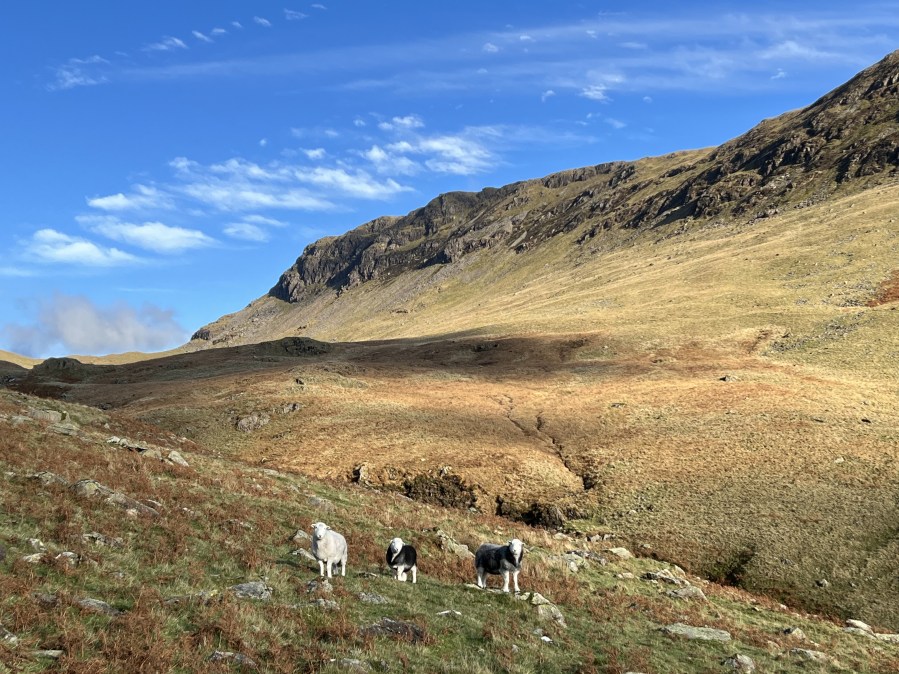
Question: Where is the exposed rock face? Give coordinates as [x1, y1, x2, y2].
[189, 50, 899, 347]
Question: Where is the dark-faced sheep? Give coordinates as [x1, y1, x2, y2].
[475, 538, 523, 592]
[386, 537, 418, 583]
[310, 522, 347, 578]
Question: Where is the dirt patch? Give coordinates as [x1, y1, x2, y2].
[867, 269, 899, 306]
[403, 472, 477, 509]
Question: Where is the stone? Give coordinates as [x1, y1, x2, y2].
[782, 626, 807, 641]
[435, 530, 475, 560]
[660, 623, 731, 642]
[616, 572, 635, 580]
[307, 579, 333, 594]
[309, 598, 339, 610]
[844, 627, 877, 639]
[21, 553, 46, 564]
[308, 495, 335, 511]
[55, 551, 80, 567]
[208, 651, 258, 669]
[32, 650, 64, 659]
[357, 591, 389, 605]
[536, 603, 567, 627]
[28, 471, 69, 487]
[666, 586, 707, 601]
[845, 619, 873, 633]
[28, 538, 46, 551]
[27, 408, 64, 423]
[332, 658, 371, 672]
[77, 598, 123, 617]
[291, 528, 311, 542]
[229, 581, 272, 600]
[641, 568, 689, 586]
[815, 578, 830, 588]
[789, 648, 828, 663]
[722, 654, 755, 672]
[606, 547, 633, 560]
[31, 593, 59, 607]
[0, 625, 19, 647]
[236, 413, 270, 433]
[360, 618, 426, 643]
[875, 633, 899, 643]
[291, 548, 318, 563]
[436, 610, 462, 617]
[166, 450, 189, 467]
[82, 532, 125, 548]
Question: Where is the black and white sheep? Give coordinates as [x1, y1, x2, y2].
[474, 538, 523, 592]
[310, 522, 347, 578]
[385, 537, 418, 583]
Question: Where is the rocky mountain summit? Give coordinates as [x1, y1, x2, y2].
[192, 50, 899, 347]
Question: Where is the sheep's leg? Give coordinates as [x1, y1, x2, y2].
[341, 557, 346, 577]
[476, 568, 486, 588]
[325, 560, 333, 578]
[399, 570, 407, 582]
[501, 570, 510, 592]
[318, 560, 325, 577]
[411, 565, 417, 584]
[512, 570, 520, 593]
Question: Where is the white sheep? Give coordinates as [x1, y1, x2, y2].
[386, 537, 418, 583]
[474, 538, 523, 592]
[310, 522, 347, 578]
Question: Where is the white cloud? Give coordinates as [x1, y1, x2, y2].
[541, 89, 555, 102]
[259, 138, 269, 147]
[605, 118, 627, 129]
[254, 16, 272, 27]
[285, 9, 308, 20]
[483, 42, 499, 53]
[324, 129, 339, 138]
[224, 222, 269, 242]
[231, 21, 244, 29]
[580, 85, 609, 101]
[87, 185, 173, 211]
[378, 114, 424, 131]
[143, 36, 188, 52]
[311, 3, 327, 9]
[2, 293, 186, 357]
[25, 229, 137, 267]
[88, 220, 215, 254]
[302, 147, 326, 159]
[211, 27, 228, 35]
[759, 40, 835, 62]
[192, 30, 213, 43]
[386, 132, 494, 175]
[0, 266, 34, 278]
[585, 29, 597, 39]
[243, 214, 287, 226]
[643, 95, 653, 103]
[771, 68, 788, 80]
[291, 166, 410, 199]
[47, 56, 109, 91]
[361, 145, 420, 175]
[520, 35, 534, 42]
[620, 41, 647, 50]
[353, 118, 367, 127]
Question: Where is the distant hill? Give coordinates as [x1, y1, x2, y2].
[190, 50, 899, 348]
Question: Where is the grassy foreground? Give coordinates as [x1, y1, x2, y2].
[2, 390, 899, 673]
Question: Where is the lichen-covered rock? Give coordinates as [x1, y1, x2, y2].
[229, 581, 272, 600]
[660, 623, 731, 642]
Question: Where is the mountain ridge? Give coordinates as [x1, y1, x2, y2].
[189, 49, 899, 349]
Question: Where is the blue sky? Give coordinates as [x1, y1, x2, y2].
[2, 2, 898, 358]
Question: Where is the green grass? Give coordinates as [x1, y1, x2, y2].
[3, 390, 899, 672]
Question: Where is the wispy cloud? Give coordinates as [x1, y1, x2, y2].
[47, 56, 109, 91]
[85, 218, 216, 254]
[541, 89, 556, 102]
[143, 36, 188, 52]
[192, 30, 213, 43]
[253, 16, 272, 28]
[2, 293, 186, 357]
[580, 85, 609, 101]
[86, 185, 173, 212]
[378, 114, 425, 131]
[482, 42, 499, 53]
[311, 3, 327, 9]
[284, 9, 308, 20]
[224, 222, 269, 242]
[302, 148, 326, 159]
[24, 229, 137, 267]
[605, 118, 627, 129]
[211, 27, 228, 36]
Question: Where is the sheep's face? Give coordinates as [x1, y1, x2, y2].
[389, 537, 404, 553]
[509, 539, 523, 559]
[312, 522, 329, 541]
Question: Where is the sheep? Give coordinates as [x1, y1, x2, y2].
[474, 538, 524, 592]
[310, 522, 347, 578]
[386, 537, 418, 583]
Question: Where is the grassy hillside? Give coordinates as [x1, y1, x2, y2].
[3, 389, 899, 672]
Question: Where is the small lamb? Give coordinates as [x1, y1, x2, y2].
[475, 538, 524, 592]
[310, 522, 347, 578]
[386, 537, 418, 583]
